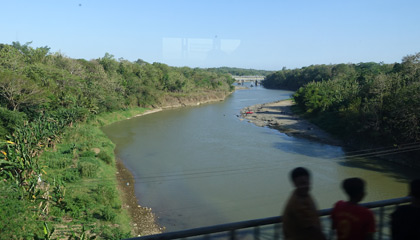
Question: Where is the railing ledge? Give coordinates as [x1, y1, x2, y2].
[126, 196, 412, 240]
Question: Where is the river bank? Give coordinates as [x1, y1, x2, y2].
[240, 99, 420, 169]
[116, 159, 163, 236]
[240, 99, 342, 146]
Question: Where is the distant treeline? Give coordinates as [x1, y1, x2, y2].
[205, 66, 274, 76]
[262, 55, 420, 157]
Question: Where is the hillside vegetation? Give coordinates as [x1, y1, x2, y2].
[262, 54, 420, 165]
[0, 42, 234, 239]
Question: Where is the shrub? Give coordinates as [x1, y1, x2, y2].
[49, 206, 65, 218]
[61, 168, 80, 183]
[78, 158, 98, 178]
[61, 143, 76, 154]
[93, 183, 120, 208]
[97, 151, 112, 164]
[101, 206, 117, 222]
[65, 195, 95, 220]
[0, 184, 42, 239]
[98, 225, 131, 239]
[48, 156, 72, 169]
[79, 150, 96, 158]
[0, 106, 27, 138]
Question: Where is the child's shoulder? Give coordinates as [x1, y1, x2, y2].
[333, 200, 346, 207]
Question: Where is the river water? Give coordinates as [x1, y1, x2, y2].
[102, 84, 417, 231]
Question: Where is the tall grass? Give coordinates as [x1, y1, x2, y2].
[36, 122, 132, 238]
[1, 107, 150, 238]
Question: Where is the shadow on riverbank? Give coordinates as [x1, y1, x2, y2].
[241, 99, 419, 184]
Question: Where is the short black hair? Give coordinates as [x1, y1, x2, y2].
[410, 179, 420, 198]
[290, 167, 310, 182]
[342, 178, 365, 197]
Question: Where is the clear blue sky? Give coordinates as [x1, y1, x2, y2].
[1, 0, 419, 70]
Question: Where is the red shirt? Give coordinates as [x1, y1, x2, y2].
[331, 200, 375, 240]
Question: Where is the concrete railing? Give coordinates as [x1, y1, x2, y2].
[126, 196, 411, 240]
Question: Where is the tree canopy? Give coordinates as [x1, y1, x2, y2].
[0, 42, 235, 132]
[262, 55, 420, 153]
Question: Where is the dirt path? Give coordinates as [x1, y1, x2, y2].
[240, 99, 342, 146]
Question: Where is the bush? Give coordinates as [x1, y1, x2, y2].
[47, 155, 72, 169]
[65, 196, 88, 219]
[0, 184, 42, 239]
[78, 158, 99, 178]
[51, 107, 90, 124]
[61, 168, 80, 182]
[61, 143, 76, 154]
[93, 183, 119, 208]
[49, 206, 65, 218]
[79, 150, 96, 158]
[97, 151, 112, 164]
[98, 225, 131, 239]
[0, 107, 26, 139]
[101, 206, 117, 222]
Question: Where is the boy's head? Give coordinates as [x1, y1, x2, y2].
[409, 178, 420, 199]
[342, 177, 365, 202]
[290, 167, 311, 196]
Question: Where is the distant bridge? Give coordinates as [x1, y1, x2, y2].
[232, 75, 265, 83]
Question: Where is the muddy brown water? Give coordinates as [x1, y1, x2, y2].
[102, 85, 418, 232]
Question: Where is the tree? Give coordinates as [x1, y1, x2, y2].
[0, 44, 25, 71]
[401, 52, 420, 83]
[12, 41, 50, 63]
[98, 52, 118, 73]
[0, 71, 46, 111]
[135, 58, 149, 66]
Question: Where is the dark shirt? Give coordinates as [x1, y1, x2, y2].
[282, 190, 324, 240]
[391, 204, 420, 240]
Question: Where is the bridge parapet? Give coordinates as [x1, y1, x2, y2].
[232, 75, 265, 82]
[128, 196, 410, 240]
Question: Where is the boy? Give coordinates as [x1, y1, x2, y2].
[331, 177, 375, 240]
[282, 167, 326, 240]
[391, 178, 420, 240]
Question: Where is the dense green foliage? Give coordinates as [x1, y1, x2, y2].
[262, 63, 394, 91]
[0, 42, 234, 122]
[263, 54, 420, 159]
[0, 42, 235, 238]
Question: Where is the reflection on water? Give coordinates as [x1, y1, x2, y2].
[273, 140, 342, 159]
[103, 84, 416, 231]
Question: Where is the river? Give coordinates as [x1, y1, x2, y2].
[102, 84, 417, 232]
